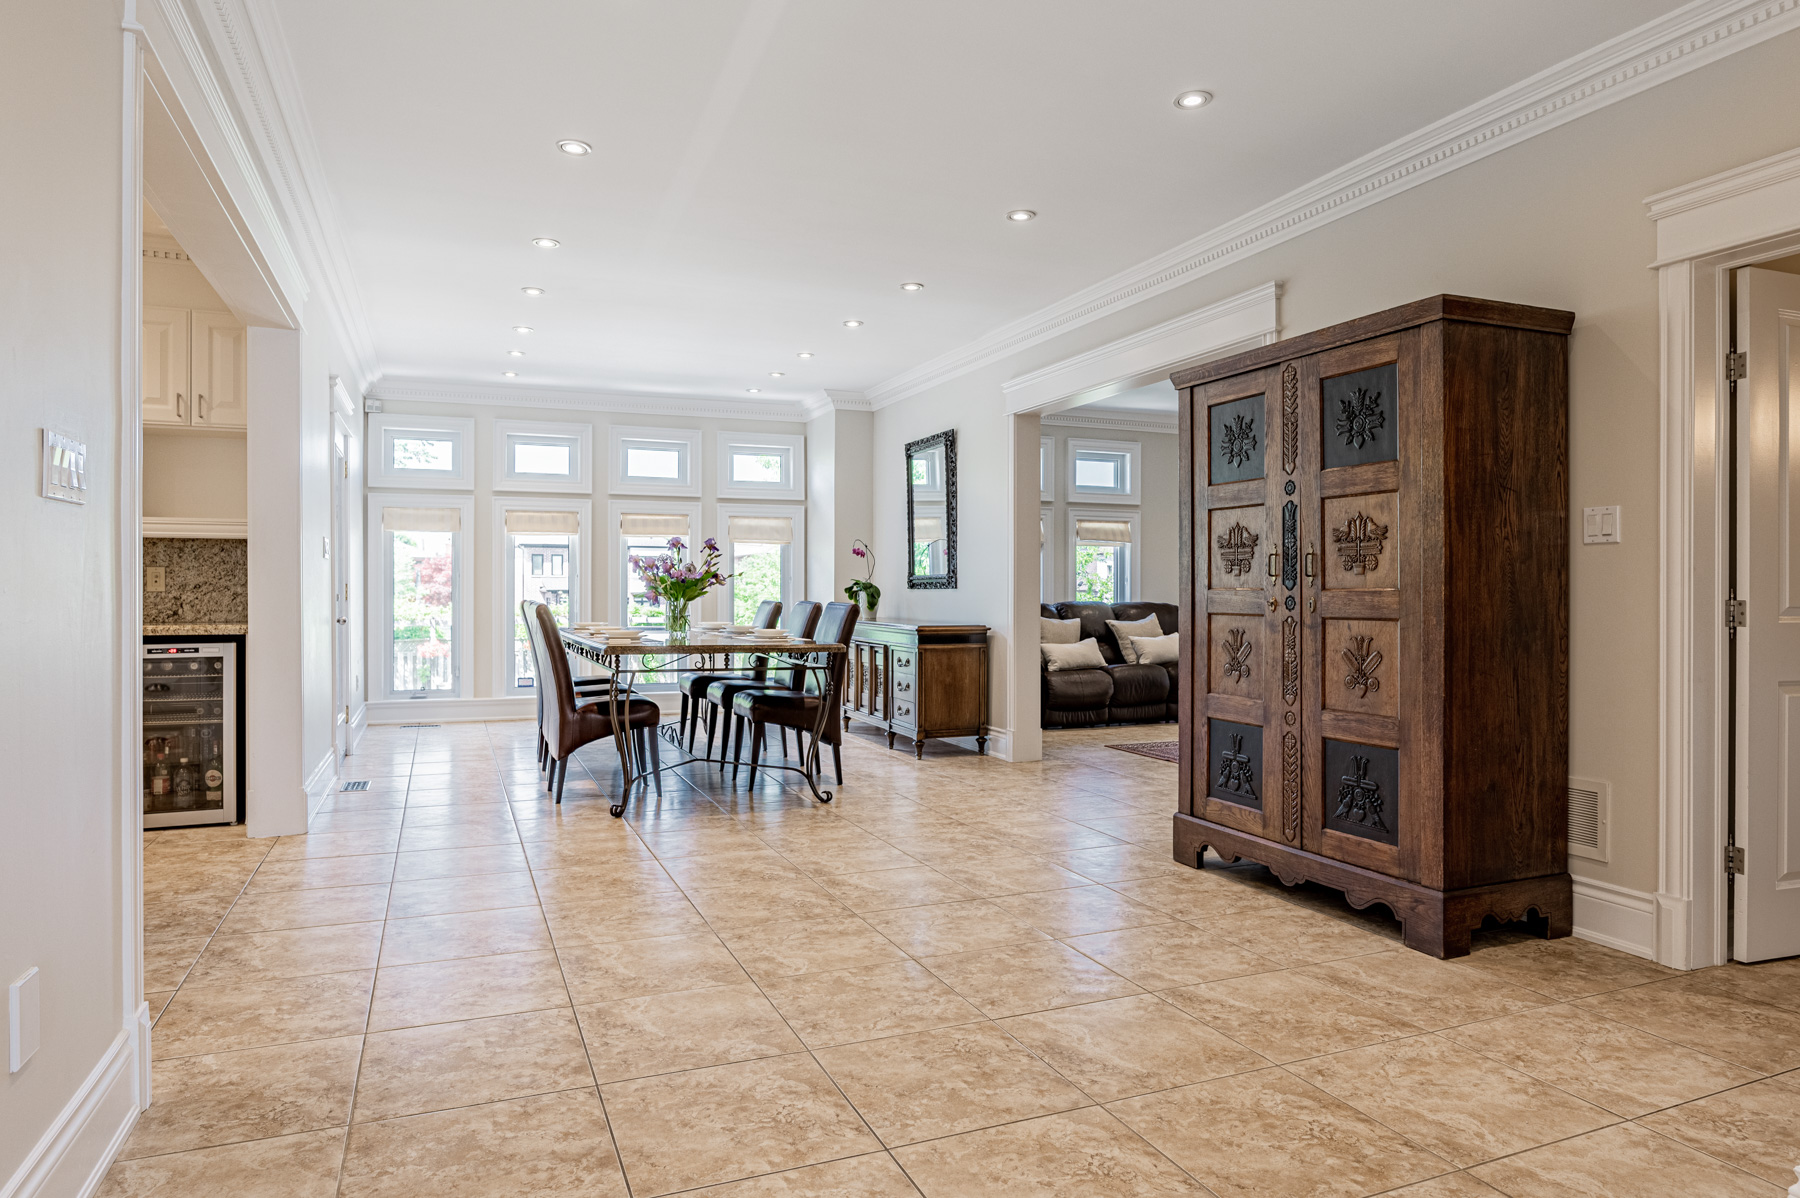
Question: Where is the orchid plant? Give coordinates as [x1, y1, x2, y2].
[844, 539, 880, 615]
[628, 537, 731, 635]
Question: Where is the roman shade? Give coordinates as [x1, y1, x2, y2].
[504, 510, 580, 535]
[913, 516, 946, 544]
[1074, 518, 1133, 544]
[619, 512, 690, 538]
[382, 506, 462, 533]
[727, 514, 793, 544]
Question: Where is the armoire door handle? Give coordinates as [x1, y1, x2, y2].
[1304, 545, 1316, 579]
[1266, 552, 1278, 578]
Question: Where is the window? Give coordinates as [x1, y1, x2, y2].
[531, 553, 544, 576]
[367, 495, 473, 701]
[610, 427, 700, 496]
[1041, 506, 1054, 602]
[369, 416, 473, 490]
[718, 505, 803, 625]
[1040, 437, 1056, 501]
[494, 420, 591, 493]
[608, 502, 702, 627]
[1071, 511, 1137, 605]
[493, 501, 588, 696]
[717, 432, 805, 500]
[1068, 438, 1140, 504]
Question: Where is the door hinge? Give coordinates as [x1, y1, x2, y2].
[1727, 844, 1746, 874]
[1727, 351, 1748, 382]
[1727, 596, 1747, 634]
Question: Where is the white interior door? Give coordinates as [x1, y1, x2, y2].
[1733, 266, 1800, 961]
[332, 429, 351, 765]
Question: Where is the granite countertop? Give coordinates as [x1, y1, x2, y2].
[145, 624, 248, 636]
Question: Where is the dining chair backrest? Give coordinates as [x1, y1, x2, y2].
[532, 602, 583, 757]
[775, 600, 823, 688]
[809, 601, 860, 696]
[522, 600, 548, 732]
[753, 599, 781, 629]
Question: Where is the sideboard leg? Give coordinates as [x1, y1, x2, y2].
[977, 735, 988, 755]
[913, 738, 925, 759]
[886, 730, 896, 750]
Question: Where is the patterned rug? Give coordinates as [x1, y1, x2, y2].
[1108, 740, 1179, 763]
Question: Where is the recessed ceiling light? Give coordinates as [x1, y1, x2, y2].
[531, 238, 560, 249]
[769, 371, 785, 377]
[502, 371, 518, 377]
[1007, 209, 1036, 222]
[512, 325, 533, 334]
[521, 287, 545, 296]
[796, 352, 814, 359]
[901, 282, 924, 292]
[556, 139, 592, 156]
[507, 349, 526, 357]
[1174, 90, 1213, 110]
[746, 388, 761, 393]
[843, 320, 863, 328]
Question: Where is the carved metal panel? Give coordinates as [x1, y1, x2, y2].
[1281, 364, 1299, 477]
[1323, 738, 1400, 846]
[1321, 363, 1398, 470]
[1208, 395, 1265, 484]
[1281, 500, 1297, 591]
[1208, 718, 1263, 810]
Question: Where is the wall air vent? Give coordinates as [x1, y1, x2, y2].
[340, 781, 370, 792]
[1568, 776, 1610, 863]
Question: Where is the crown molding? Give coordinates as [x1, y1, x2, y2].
[1040, 411, 1178, 435]
[143, 234, 191, 261]
[368, 378, 816, 425]
[799, 389, 875, 421]
[867, 0, 1800, 411]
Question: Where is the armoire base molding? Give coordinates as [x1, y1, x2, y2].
[1174, 812, 1573, 959]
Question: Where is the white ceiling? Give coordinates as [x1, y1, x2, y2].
[270, 0, 1684, 405]
[1081, 381, 1179, 417]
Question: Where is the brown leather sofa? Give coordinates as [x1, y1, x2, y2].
[1040, 601, 1178, 728]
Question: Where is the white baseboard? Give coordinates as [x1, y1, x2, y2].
[303, 749, 337, 822]
[1, 1013, 148, 1198]
[365, 696, 535, 724]
[1571, 876, 1658, 961]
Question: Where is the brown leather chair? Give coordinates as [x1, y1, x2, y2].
[531, 604, 661, 803]
[706, 600, 821, 764]
[734, 600, 859, 787]
[523, 600, 608, 774]
[676, 599, 779, 749]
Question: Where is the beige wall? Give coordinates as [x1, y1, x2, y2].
[1039, 423, 1178, 606]
[870, 27, 1800, 899]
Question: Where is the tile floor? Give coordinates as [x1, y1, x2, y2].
[108, 720, 1800, 1197]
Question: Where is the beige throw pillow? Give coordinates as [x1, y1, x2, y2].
[1107, 615, 1165, 664]
[1041, 638, 1108, 672]
[1132, 632, 1179, 666]
[1040, 617, 1082, 644]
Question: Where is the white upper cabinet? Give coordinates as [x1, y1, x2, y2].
[142, 306, 189, 426]
[144, 306, 245, 429]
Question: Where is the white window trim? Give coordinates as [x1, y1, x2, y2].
[716, 431, 806, 501]
[606, 498, 705, 625]
[1068, 437, 1141, 505]
[368, 414, 474, 491]
[365, 491, 475, 701]
[609, 425, 701, 497]
[716, 501, 806, 622]
[493, 419, 593, 494]
[1040, 504, 1055, 603]
[1040, 437, 1056, 502]
[491, 497, 592, 697]
[1068, 505, 1139, 605]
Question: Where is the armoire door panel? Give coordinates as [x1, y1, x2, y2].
[1206, 592, 1267, 617]
[1319, 460, 1401, 498]
[1206, 480, 1265, 507]
[1207, 616, 1263, 699]
[1323, 619, 1399, 719]
[1208, 506, 1268, 591]
[1208, 395, 1267, 485]
[1323, 739, 1401, 845]
[1318, 710, 1399, 748]
[1322, 493, 1399, 590]
[1206, 717, 1264, 805]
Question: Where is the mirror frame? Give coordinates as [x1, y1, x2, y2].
[905, 428, 957, 590]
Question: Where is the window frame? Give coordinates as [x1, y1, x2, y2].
[365, 491, 475, 701]
[1068, 437, 1141, 505]
[715, 502, 806, 625]
[491, 497, 591, 698]
[1067, 505, 1139, 605]
[716, 431, 806, 501]
[369, 415, 474, 491]
[1040, 436, 1056, 502]
[609, 426, 701, 497]
[1040, 504, 1055, 603]
[493, 419, 593, 494]
[606, 498, 704, 626]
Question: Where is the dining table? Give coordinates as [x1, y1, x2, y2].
[559, 627, 847, 816]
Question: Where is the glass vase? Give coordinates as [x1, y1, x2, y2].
[664, 596, 691, 640]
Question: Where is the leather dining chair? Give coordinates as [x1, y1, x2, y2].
[523, 600, 609, 776]
[706, 600, 821, 768]
[531, 603, 662, 803]
[676, 599, 779, 750]
[735, 600, 859, 788]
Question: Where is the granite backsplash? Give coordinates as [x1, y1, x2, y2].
[144, 538, 247, 626]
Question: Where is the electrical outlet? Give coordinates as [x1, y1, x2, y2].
[145, 566, 165, 593]
[9, 967, 39, 1073]
[1582, 506, 1621, 545]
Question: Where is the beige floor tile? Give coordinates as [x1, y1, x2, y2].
[1468, 1121, 1782, 1197]
[377, 905, 550, 966]
[1576, 978, 1800, 1073]
[928, 855, 1096, 898]
[717, 914, 908, 980]
[1299, 949, 1548, 1031]
[760, 960, 985, 1049]
[266, 829, 402, 860]
[1000, 994, 1267, 1102]
[815, 865, 979, 912]
[817, 1021, 1090, 1145]
[244, 854, 396, 893]
[576, 982, 803, 1082]
[186, 921, 384, 986]
[985, 883, 1171, 939]
[1682, 957, 1800, 1014]
[1161, 969, 1424, 1063]
[368, 949, 570, 1031]
[1047, 844, 1192, 883]
[1203, 906, 1400, 967]
[860, 899, 1051, 957]
[601, 1053, 881, 1195]
[530, 859, 682, 902]
[146, 990, 175, 1022]
[1461, 936, 1677, 1001]
[680, 1153, 921, 1196]
[122, 1035, 361, 1158]
[95, 1128, 347, 1198]
[1379, 1176, 1506, 1197]
[396, 803, 513, 828]
[1443, 1003, 1762, 1116]
[1637, 1074, 1800, 1185]
[339, 1088, 626, 1197]
[391, 843, 531, 882]
[776, 842, 922, 876]
[892, 1107, 1209, 1198]
[541, 890, 709, 947]
[1103, 874, 1291, 921]
[1289, 1033, 1616, 1167]
[1062, 922, 1277, 990]
[395, 821, 520, 852]
[143, 935, 210, 990]
[353, 1007, 593, 1122]
[306, 808, 407, 833]
[523, 836, 657, 873]
[658, 848, 813, 890]
[153, 971, 375, 1059]
[216, 884, 391, 935]
[1108, 1067, 1453, 1198]
[385, 871, 538, 919]
[556, 931, 749, 1003]
[920, 940, 1141, 1018]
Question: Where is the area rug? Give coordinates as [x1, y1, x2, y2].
[1108, 740, 1179, 763]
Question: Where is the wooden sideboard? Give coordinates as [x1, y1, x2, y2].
[845, 620, 989, 757]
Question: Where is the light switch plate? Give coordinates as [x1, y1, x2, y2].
[9, 966, 39, 1073]
[145, 566, 165, 593]
[40, 430, 88, 505]
[1582, 506, 1621, 544]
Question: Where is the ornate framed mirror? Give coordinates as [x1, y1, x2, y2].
[905, 429, 956, 589]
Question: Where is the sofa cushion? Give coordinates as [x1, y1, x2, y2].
[1107, 614, 1164, 663]
[1107, 663, 1170, 708]
[1110, 602, 1178, 637]
[1049, 603, 1124, 663]
[1044, 667, 1113, 711]
[1133, 632, 1179, 666]
[1040, 616, 1082, 644]
[1042, 638, 1108, 671]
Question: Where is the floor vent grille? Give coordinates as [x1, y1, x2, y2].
[340, 781, 370, 792]
[1568, 776, 1609, 863]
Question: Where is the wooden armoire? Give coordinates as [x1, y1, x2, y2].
[1174, 295, 1574, 958]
